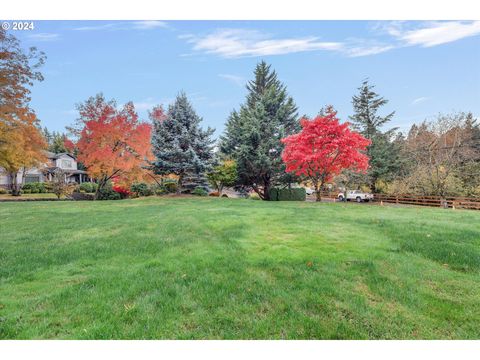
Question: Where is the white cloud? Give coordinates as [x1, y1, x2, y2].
[343, 44, 394, 57]
[218, 74, 246, 86]
[181, 22, 480, 60]
[185, 29, 343, 58]
[411, 96, 430, 105]
[386, 21, 480, 47]
[27, 33, 60, 41]
[73, 21, 168, 32]
[73, 23, 118, 31]
[132, 21, 168, 30]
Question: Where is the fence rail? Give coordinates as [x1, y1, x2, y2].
[317, 191, 480, 210]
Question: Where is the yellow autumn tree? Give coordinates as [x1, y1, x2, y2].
[0, 28, 47, 195]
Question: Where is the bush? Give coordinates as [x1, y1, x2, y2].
[130, 182, 154, 197]
[163, 181, 178, 193]
[71, 192, 95, 201]
[79, 182, 98, 193]
[269, 188, 306, 201]
[22, 182, 49, 194]
[191, 187, 208, 196]
[155, 187, 167, 196]
[97, 187, 122, 200]
[22, 188, 31, 194]
[248, 193, 261, 200]
[112, 185, 130, 198]
[96, 182, 125, 200]
[0, 187, 7, 194]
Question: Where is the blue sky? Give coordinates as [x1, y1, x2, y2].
[13, 20, 480, 139]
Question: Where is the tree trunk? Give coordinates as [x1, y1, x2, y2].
[94, 177, 107, 200]
[9, 172, 21, 196]
[177, 174, 183, 195]
[314, 180, 321, 202]
[263, 179, 271, 201]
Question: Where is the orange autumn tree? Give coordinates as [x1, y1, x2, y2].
[0, 28, 47, 195]
[72, 94, 152, 199]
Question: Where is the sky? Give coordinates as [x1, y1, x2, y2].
[12, 20, 480, 139]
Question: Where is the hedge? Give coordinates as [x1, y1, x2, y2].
[268, 187, 306, 201]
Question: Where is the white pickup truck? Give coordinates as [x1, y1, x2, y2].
[338, 190, 374, 203]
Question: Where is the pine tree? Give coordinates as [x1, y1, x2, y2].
[219, 61, 299, 200]
[349, 79, 399, 191]
[350, 79, 395, 139]
[150, 92, 215, 193]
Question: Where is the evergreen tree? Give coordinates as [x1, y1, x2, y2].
[350, 79, 395, 139]
[150, 92, 215, 193]
[51, 132, 68, 153]
[42, 127, 70, 153]
[219, 61, 299, 200]
[349, 79, 399, 191]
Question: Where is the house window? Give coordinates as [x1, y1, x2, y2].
[25, 175, 40, 183]
[61, 159, 72, 169]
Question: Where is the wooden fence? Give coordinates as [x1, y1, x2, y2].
[373, 194, 480, 210]
[316, 191, 480, 210]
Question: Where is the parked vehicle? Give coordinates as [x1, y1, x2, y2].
[305, 187, 315, 195]
[338, 190, 374, 203]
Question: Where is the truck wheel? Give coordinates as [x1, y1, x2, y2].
[356, 196, 362, 203]
[338, 195, 344, 202]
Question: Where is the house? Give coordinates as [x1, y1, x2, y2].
[0, 151, 90, 189]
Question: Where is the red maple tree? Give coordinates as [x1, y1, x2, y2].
[281, 111, 370, 201]
[73, 94, 153, 199]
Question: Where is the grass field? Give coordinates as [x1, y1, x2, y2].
[1, 197, 479, 339]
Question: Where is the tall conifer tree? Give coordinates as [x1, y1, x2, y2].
[150, 92, 215, 193]
[219, 61, 298, 200]
[349, 79, 400, 190]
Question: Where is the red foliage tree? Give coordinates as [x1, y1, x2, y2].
[72, 94, 152, 199]
[281, 111, 370, 201]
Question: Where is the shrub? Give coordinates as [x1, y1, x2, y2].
[71, 192, 95, 201]
[249, 193, 261, 200]
[23, 183, 37, 193]
[155, 187, 167, 196]
[130, 182, 153, 197]
[191, 187, 208, 196]
[0, 187, 7, 194]
[79, 182, 98, 193]
[23, 182, 49, 194]
[163, 181, 178, 193]
[96, 182, 125, 200]
[49, 170, 76, 199]
[22, 188, 32, 194]
[97, 187, 122, 200]
[112, 184, 130, 198]
[268, 188, 306, 201]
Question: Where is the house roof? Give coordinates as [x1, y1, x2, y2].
[43, 167, 88, 175]
[44, 151, 76, 160]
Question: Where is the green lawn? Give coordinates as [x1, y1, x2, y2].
[1, 197, 479, 339]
